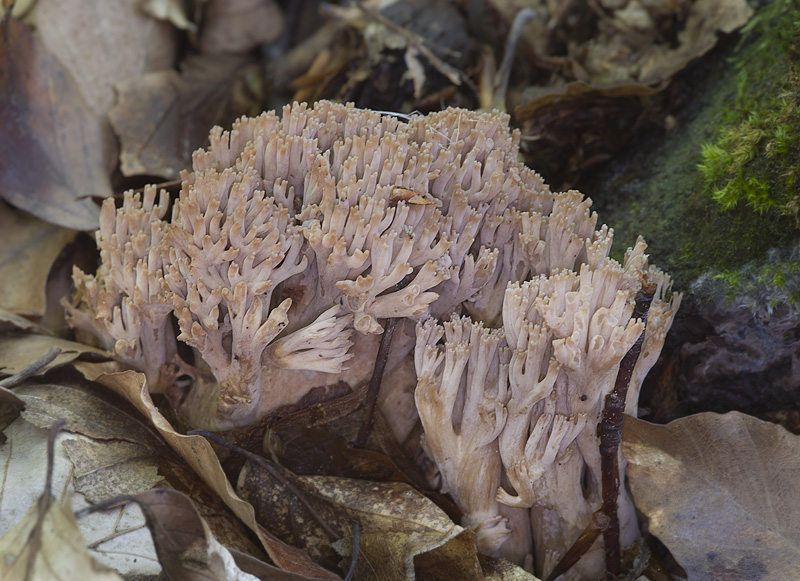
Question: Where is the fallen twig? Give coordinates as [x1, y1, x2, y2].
[355, 316, 398, 448]
[493, 8, 537, 110]
[599, 280, 656, 575]
[0, 347, 62, 388]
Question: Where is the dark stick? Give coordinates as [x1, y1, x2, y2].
[355, 316, 398, 448]
[599, 280, 656, 576]
[26, 420, 66, 580]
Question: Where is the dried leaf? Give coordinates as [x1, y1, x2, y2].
[238, 459, 500, 580]
[0, 307, 42, 333]
[0, 202, 76, 316]
[130, 488, 317, 579]
[274, 426, 416, 485]
[63, 439, 163, 503]
[557, 0, 753, 85]
[623, 412, 800, 580]
[0, 334, 107, 377]
[356, 527, 483, 581]
[36, 0, 177, 117]
[2, 0, 36, 21]
[259, 378, 449, 512]
[199, 0, 284, 54]
[514, 80, 667, 187]
[73, 364, 339, 580]
[0, 418, 161, 577]
[0, 15, 114, 230]
[637, 0, 754, 84]
[132, 488, 260, 581]
[18, 382, 162, 447]
[0, 497, 123, 581]
[0, 385, 24, 444]
[515, 82, 662, 123]
[12, 373, 265, 560]
[0, 416, 122, 580]
[108, 53, 256, 179]
[480, 556, 540, 581]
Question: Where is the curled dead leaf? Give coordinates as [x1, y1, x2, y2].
[36, 0, 177, 117]
[0, 420, 124, 580]
[0, 14, 113, 230]
[72, 364, 340, 579]
[108, 53, 258, 180]
[0, 499, 123, 581]
[623, 412, 800, 580]
[0, 202, 76, 317]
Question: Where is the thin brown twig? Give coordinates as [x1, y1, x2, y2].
[493, 8, 537, 111]
[599, 280, 656, 576]
[355, 316, 398, 448]
[0, 347, 61, 388]
[26, 419, 66, 580]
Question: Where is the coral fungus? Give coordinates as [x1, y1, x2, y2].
[66, 100, 680, 579]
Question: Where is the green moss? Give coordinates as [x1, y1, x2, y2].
[697, 0, 800, 218]
[592, 0, 800, 303]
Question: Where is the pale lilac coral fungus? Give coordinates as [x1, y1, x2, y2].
[67, 101, 680, 580]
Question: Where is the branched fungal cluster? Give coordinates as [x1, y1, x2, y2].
[66, 101, 680, 580]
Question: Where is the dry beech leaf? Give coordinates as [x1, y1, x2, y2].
[15, 376, 263, 558]
[0, 15, 113, 230]
[515, 82, 661, 124]
[73, 364, 339, 580]
[0, 306, 43, 333]
[0, 334, 107, 376]
[266, 380, 436, 494]
[636, 0, 753, 84]
[36, 0, 177, 117]
[571, 0, 753, 85]
[199, 0, 284, 54]
[108, 53, 256, 179]
[0, 417, 160, 576]
[132, 487, 325, 580]
[62, 438, 163, 503]
[623, 412, 800, 580]
[274, 426, 417, 485]
[132, 488, 308, 580]
[3, 0, 36, 22]
[238, 460, 504, 580]
[18, 382, 163, 448]
[0, 202, 76, 316]
[476, 556, 537, 581]
[132, 488, 261, 581]
[356, 527, 484, 581]
[0, 497, 122, 581]
[269, 424, 460, 522]
[0, 385, 24, 444]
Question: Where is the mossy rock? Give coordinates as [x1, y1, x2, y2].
[582, 0, 800, 420]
